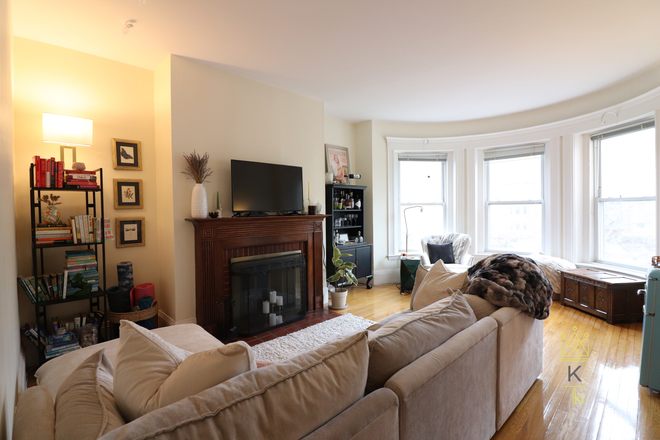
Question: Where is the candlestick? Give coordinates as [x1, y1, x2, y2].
[270, 290, 277, 303]
[262, 301, 270, 314]
[276, 295, 283, 306]
[216, 191, 220, 210]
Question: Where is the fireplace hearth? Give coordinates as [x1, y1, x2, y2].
[231, 251, 306, 336]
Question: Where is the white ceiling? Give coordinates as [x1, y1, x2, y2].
[12, 0, 660, 122]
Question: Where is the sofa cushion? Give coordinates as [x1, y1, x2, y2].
[99, 331, 370, 440]
[55, 349, 125, 440]
[366, 291, 476, 393]
[114, 320, 255, 421]
[412, 260, 468, 311]
[13, 386, 55, 440]
[36, 323, 225, 400]
[463, 291, 501, 320]
[428, 242, 455, 264]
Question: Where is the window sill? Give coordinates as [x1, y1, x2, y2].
[575, 262, 646, 279]
[387, 253, 423, 261]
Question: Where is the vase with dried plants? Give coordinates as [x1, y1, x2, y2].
[39, 194, 62, 225]
[182, 151, 213, 219]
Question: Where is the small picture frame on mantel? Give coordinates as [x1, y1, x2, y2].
[112, 139, 142, 171]
[116, 217, 145, 248]
[113, 179, 143, 209]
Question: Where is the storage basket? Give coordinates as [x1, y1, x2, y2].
[108, 300, 158, 326]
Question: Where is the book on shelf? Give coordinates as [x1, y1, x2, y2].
[17, 277, 36, 303]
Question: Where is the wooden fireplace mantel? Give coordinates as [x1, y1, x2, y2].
[186, 215, 327, 338]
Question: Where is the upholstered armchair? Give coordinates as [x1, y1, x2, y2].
[420, 233, 475, 270]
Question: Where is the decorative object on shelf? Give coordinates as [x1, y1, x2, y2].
[72, 162, 86, 171]
[315, 200, 323, 214]
[70, 273, 93, 297]
[325, 172, 334, 184]
[115, 217, 145, 248]
[39, 193, 62, 225]
[182, 150, 213, 219]
[403, 205, 423, 255]
[327, 243, 358, 310]
[215, 191, 222, 218]
[113, 178, 143, 209]
[112, 138, 142, 171]
[325, 144, 350, 184]
[208, 211, 219, 218]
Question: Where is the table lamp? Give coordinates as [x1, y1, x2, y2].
[43, 113, 93, 167]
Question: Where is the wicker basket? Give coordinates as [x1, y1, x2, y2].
[108, 300, 158, 325]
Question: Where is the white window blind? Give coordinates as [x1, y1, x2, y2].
[484, 144, 544, 161]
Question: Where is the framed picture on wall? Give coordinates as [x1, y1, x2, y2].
[112, 139, 142, 171]
[113, 179, 143, 209]
[116, 217, 145, 248]
[325, 144, 350, 184]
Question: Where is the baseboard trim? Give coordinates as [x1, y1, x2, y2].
[374, 268, 399, 285]
[158, 310, 175, 326]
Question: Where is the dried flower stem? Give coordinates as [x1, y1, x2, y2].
[39, 194, 61, 206]
[182, 151, 213, 184]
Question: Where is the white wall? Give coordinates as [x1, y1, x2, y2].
[0, 0, 21, 437]
[166, 56, 325, 323]
[324, 116, 357, 173]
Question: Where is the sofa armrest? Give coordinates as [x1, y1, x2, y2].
[460, 253, 475, 266]
[490, 307, 543, 429]
[302, 388, 399, 440]
[385, 317, 497, 440]
[13, 386, 55, 440]
[420, 253, 431, 267]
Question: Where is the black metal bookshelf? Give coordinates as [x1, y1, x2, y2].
[28, 164, 107, 364]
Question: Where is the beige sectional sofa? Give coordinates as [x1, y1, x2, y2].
[14, 295, 542, 440]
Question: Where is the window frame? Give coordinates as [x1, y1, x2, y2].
[483, 145, 546, 253]
[592, 119, 656, 269]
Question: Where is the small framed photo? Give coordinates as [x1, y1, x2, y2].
[116, 217, 145, 248]
[112, 139, 142, 171]
[114, 179, 143, 209]
[325, 144, 350, 184]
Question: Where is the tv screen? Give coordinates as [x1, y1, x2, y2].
[231, 160, 303, 214]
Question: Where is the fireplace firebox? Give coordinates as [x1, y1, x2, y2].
[231, 251, 306, 336]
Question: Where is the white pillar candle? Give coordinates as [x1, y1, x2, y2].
[269, 313, 277, 326]
[276, 315, 283, 325]
[270, 291, 277, 303]
[276, 295, 283, 306]
[262, 301, 270, 314]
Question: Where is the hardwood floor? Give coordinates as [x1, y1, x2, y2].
[341, 283, 660, 440]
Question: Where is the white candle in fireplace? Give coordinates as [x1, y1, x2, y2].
[269, 313, 276, 326]
[276, 315, 283, 325]
[276, 296, 283, 306]
[262, 301, 270, 314]
[270, 291, 277, 303]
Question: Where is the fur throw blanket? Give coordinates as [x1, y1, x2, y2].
[465, 253, 553, 319]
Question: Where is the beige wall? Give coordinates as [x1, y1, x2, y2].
[1, 1, 21, 438]
[13, 38, 159, 363]
[165, 56, 325, 323]
[324, 116, 357, 172]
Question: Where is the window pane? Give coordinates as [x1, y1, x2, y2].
[600, 200, 655, 268]
[487, 204, 543, 252]
[487, 156, 542, 202]
[600, 128, 655, 198]
[400, 161, 444, 204]
[399, 205, 445, 252]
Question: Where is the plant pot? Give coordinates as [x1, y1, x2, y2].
[41, 205, 60, 225]
[329, 288, 348, 310]
[191, 183, 208, 219]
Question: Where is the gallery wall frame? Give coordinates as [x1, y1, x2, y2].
[112, 138, 142, 171]
[113, 178, 143, 209]
[116, 217, 145, 248]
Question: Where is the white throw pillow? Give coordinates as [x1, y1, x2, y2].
[113, 320, 256, 421]
[412, 260, 469, 311]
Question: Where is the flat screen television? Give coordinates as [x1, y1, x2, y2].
[231, 160, 303, 215]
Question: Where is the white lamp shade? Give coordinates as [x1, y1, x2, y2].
[43, 113, 93, 146]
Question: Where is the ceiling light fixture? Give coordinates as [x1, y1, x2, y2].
[123, 19, 137, 35]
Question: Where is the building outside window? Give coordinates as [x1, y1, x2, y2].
[485, 145, 544, 252]
[397, 153, 446, 253]
[593, 121, 656, 269]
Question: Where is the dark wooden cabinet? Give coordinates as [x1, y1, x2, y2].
[561, 268, 645, 324]
[325, 184, 373, 288]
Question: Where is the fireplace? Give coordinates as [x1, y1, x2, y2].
[231, 251, 306, 336]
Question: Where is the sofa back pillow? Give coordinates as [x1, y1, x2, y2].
[412, 260, 468, 311]
[114, 320, 255, 421]
[55, 349, 125, 440]
[366, 291, 476, 393]
[99, 331, 369, 440]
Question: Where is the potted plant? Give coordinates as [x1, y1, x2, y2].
[182, 151, 213, 219]
[327, 243, 358, 310]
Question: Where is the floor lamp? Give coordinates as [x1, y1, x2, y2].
[403, 205, 423, 255]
